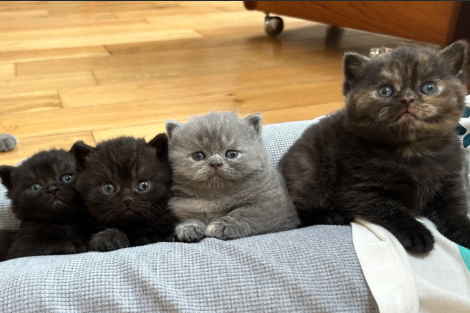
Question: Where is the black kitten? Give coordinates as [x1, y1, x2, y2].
[71, 135, 178, 252]
[0, 149, 94, 261]
[280, 41, 470, 254]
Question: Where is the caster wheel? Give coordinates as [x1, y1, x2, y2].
[265, 15, 283, 37]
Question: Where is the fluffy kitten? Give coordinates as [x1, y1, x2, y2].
[166, 112, 299, 242]
[71, 135, 177, 252]
[0, 149, 94, 261]
[280, 41, 470, 253]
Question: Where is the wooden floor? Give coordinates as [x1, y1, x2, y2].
[0, 1, 421, 165]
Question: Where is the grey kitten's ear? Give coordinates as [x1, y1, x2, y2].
[343, 52, 370, 94]
[0, 165, 14, 191]
[440, 40, 468, 77]
[70, 141, 96, 172]
[165, 120, 183, 140]
[244, 113, 263, 136]
[148, 133, 168, 159]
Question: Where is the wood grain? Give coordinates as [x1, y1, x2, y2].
[0, 1, 433, 166]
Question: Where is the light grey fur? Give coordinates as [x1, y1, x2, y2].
[166, 112, 299, 242]
[0, 134, 17, 152]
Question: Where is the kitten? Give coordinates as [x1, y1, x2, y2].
[280, 41, 470, 253]
[0, 149, 94, 261]
[166, 112, 299, 242]
[71, 135, 177, 252]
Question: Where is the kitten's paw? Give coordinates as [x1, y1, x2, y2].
[57, 239, 88, 254]
[320, 212, 352, 225]
[206, 218, 250, 240]
[175, 220, 206, 243]
[394, 224, 434, 254]
[443, 228, 470, 249]
[89, 228, 130, 252]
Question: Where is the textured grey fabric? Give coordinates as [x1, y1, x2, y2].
[0, 181, 19, 230]
[0, 225, 378, 313]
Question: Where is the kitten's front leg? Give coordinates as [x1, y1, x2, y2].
[89, 228, 130, 252]
[347, 195, 435, 253]
[0, 230, 17, 261]
[424, 180, 470, 249]
[205, 216, 251, 240]
[175, 219, 206, 242]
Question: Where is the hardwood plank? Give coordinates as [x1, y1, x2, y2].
[18, 38, 346, 77]
[0, 72, 97, 96]
[0, 90, 61, 116]
[105, 24, 367, 55]
[145, 11, 309, 30]
[0, 64, 15, 79]
[4, 80, 343, 140]
[60, 64, 343, 108]
[0, 132, 96, 166]
[0, 9, 49, 19]
[113, 7, 222, 19]
[0, 46, 109, 65]
[262, 101, 344, 125]
[46, 1, 166, 15]
[0, 13, 117, 25]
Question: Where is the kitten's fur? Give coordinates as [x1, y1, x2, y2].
[71, 135, 178, 252]
[166, 112, 299, 242]
[0, 149, 94, 261]
[280, 41, 470, 253]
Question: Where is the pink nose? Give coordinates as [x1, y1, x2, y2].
[210, 163, 222, 170]
[401, 98, 415, 107]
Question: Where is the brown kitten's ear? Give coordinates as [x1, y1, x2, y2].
[244, 113, 263, 136]
[0, 165, 14, 191]
[165, 120, 183, 140]
[70, 141, 96, 172]
[148, 133, 168, 159]
[343, 52, 370, 93]
[440, 40, 468, 77]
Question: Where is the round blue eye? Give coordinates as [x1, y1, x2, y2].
[377, 85, 394, 98]
[225, 150, 239, 159]
[31, 184, 43, 191]
[192, 152, 205, 161]
[137, 181, 150, 192]
[421, 83, 437, 95]
[60, 174, 73, 183]
[102, 183, 116, 194]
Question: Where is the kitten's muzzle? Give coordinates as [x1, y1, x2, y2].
[122, 197, 133, 206]
[47, 185, 60, 194]
[210, 162, 223, 170]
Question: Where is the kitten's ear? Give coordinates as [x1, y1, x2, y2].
[343, 52, 370, 93]
[148, 133, 169, 159]
[244, 113, 263, 136]
[70, 141, 96, 171]
[0, 166, 14, 190]
[165, 120, 183, 140]
[440, 40, 468, 76]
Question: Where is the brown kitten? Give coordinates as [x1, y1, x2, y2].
[280, 41, 470, 254]
[71, 135, 178, 252]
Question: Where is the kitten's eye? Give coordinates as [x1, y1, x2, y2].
[137, 181, 150, 192]
[60, 174, 73, 183]
[225, 150, 239, 159]
[421, 82, 437, 95]
[192, 151, 206, 161]
[102, 183, 116, 194]
[30, 184, 43, 191]
[377, 85, 394, 98]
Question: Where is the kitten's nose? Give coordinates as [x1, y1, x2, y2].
[122, 197, 133, 206]
[401, 98, 415, 107]
[48, 185, 60, 194]
[210, 163, 223, 170]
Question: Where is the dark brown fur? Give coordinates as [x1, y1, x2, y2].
[280, 41, 470, 253]
[0, 149, 95, 261]
[71, 135, 178, 252]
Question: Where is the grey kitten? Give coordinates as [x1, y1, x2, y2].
[166, 112, 299, 242]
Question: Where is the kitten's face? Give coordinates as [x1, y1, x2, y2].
[72, 135, 171, 229]
[0, 149, 81, 221]
[166, 112, 267, 193]
[343, 41, 468, 144]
